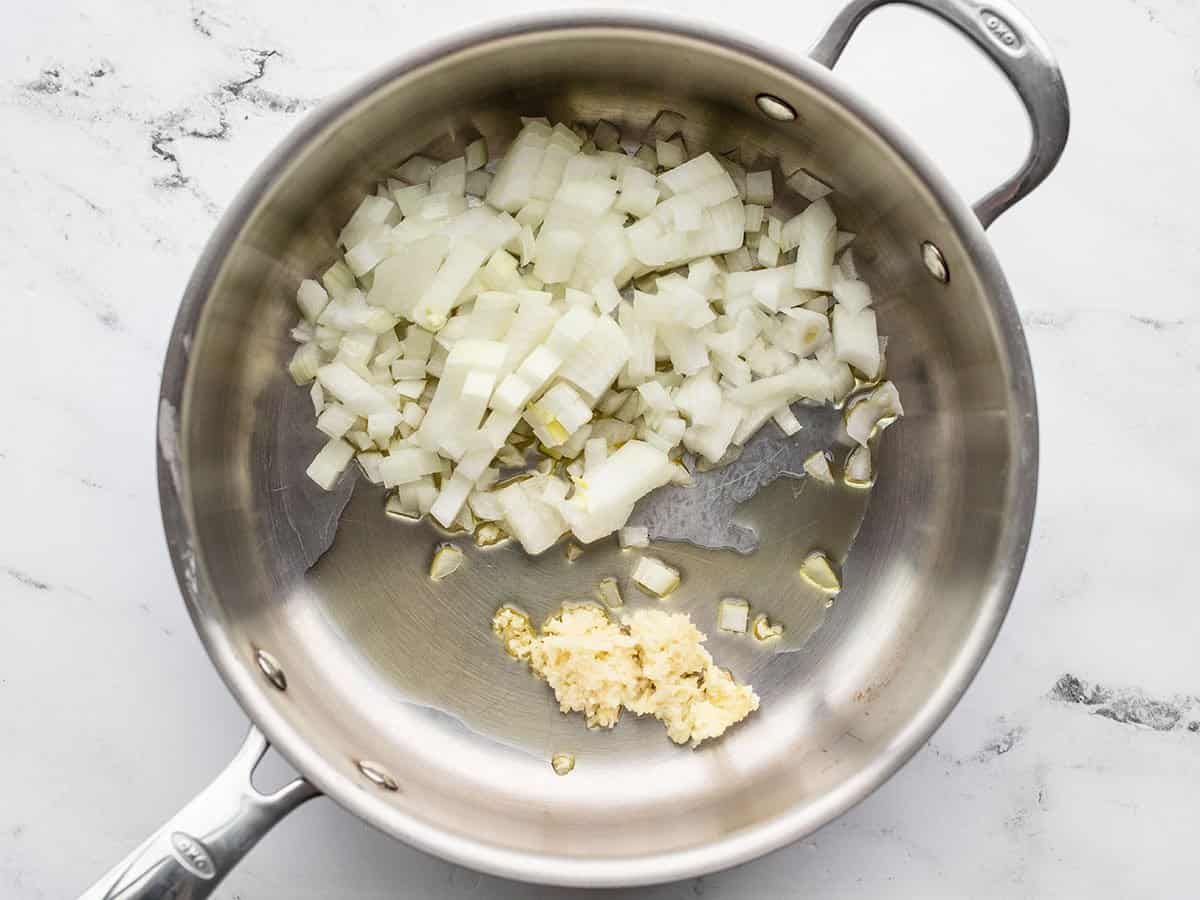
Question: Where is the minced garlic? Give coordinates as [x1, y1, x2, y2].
[491, 604, 759, 746]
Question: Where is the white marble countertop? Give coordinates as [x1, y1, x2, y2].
[2, 0, 1197, 896]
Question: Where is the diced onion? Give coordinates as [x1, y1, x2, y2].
[718, 598, 750, 633]
[744, 171, 774, 206]
[596, 576, 623, 608]
[844, 444, 873, 487]
[632, 556, 680, 597]
[306, 438, 355, 489]
[619, 526, 649, 548]
[845, 381, 904, 445]
[772, 406, 802, 436]
[287, 112, 904, 560]
[803, 450, 835, 485]
[832, 306, 880, 380]
[465, 138, 488, 171]
[751, 614, 784, 640]
[429, 543, 465, 580]
[785, 168, 833, 202]
[799, 551, 840, 593]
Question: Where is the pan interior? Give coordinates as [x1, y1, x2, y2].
[173, 22, 1033, 878]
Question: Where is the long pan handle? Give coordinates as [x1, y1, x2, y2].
[810, 0, 1069, 228]
[78, 726, 318, 900]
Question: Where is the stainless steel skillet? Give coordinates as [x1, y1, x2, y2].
[84, 1, 1067, 894]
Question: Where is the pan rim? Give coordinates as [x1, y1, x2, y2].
[156, 10, 1039, 888]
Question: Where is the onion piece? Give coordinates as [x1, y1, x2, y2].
[557, 316, 631, 402]
[785, 168, 833, 202]
[592, 119, 621, 151]
[745, 170, 774, 206]
[757, 235, 780, 268]
[619, 302, 656, 381]
[321, 260, 356, 298]
[844, 444, 873, 487]
[669, 461, 693, 486]
[832, 306, 880, 380]
[619, 526, 649, 549]
[560, 441, 674, 543]
[396, 476, 438, 516]
[431, 157, 467, 196]
[465, 138, 488, 171]
[655, 137, 686, 169]
[751, 615, 784, 641]
[726, 361, 829, 408]
[296, 279, 330, 322]
[682, 402, 742, 463]
[486, 122, 551, 212]
[724, 247, 752, 273]
[658, 325, 710, 376]
[787, 199, 837, 291]
[396, 155, 439, 183]
[430, 472, 475, 527]
[718, 598, 750, 633]
[732, 404, 779, 446]
[632, 556, 680, 597]
[468, 490, 504, 521]
[673, 369, 722, 427]
[497, 474, 568, 554]
[596, 577, 623, 608]
[367, 411, 404, 444]
[832, 274, 873, 313]
[525, 382, 593, 447]
[803, 450, 835, 485]
[288, 343, 323, 385]
[345, 429, 373, 451]
[557, 422, 594, 460]
[649, 109, 688, 141]
[591, 418, 636, 448]
[309, 381, 326, 417]
[338, 195, 395, 250]
[839, 248, 859, 280]
[390, 182, 429, 217]
[584, 437, 608, 473]
[379, 447, 441, 487]
[844, 381, 904, 445]
[743, 203, 764, 233]
[659, 152, 723, 194]
[317, 362, 394, 417]
[799, 551, 840, 594]
[305, 438, 355, 489]
[386, 490, 419, 520]
[591, 279, 622, 315]
[637, 381, 674, 413]
[772, 406, 802, 436]
[429, 543, 465, 581]
[773, 307, 831, 357]
[670, 193, 704, 231]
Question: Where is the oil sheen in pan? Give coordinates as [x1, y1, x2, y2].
[304, 400, 872, 755]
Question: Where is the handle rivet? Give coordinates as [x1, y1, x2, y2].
[357, 761, 399, 791]
[921, 241, 950, 283]
[255, 649, 287, 691]
[755, 93, 797, 122]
